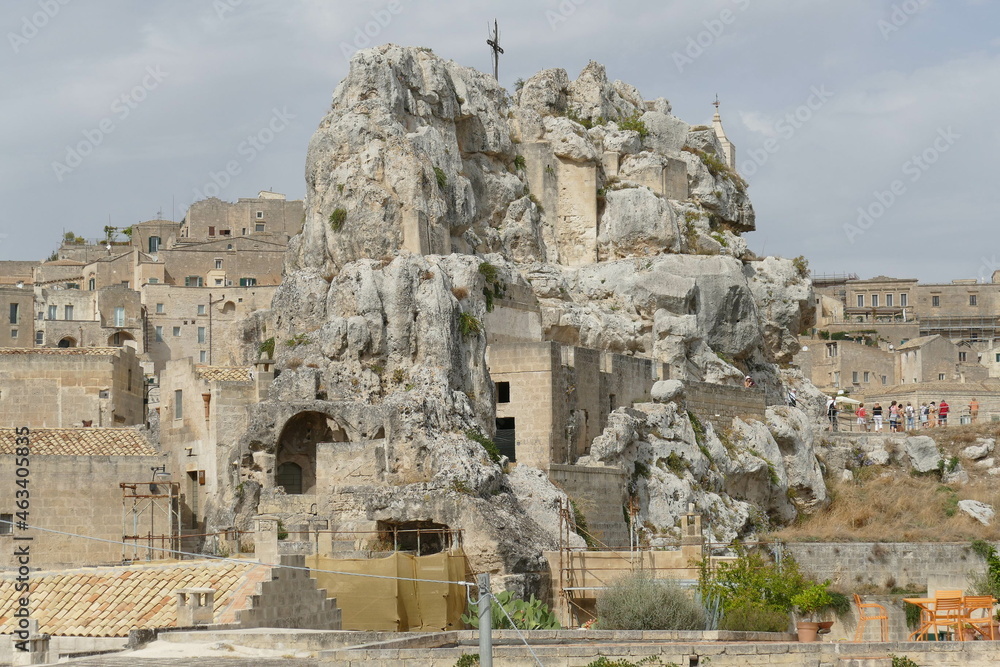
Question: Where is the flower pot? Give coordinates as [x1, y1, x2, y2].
[797, 621, 820, 642]
[817, 620, 834, 635]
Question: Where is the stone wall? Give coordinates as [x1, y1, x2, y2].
[0, 452, 167, 569]
[785, 541, 996, 592]
[684, 380, 766, 431]
[236, 555, 341, 630]
[548, 464, 627, 548]
[0, 347, 144, 427]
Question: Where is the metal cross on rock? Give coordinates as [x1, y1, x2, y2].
[487, 19, 504, 81]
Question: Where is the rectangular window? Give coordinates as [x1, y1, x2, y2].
[48, 305, 56, 320]
[872, 294, 879, 308]
[156, 303, 165, 314]
[113, 307, 125, 327]
[826, 343, 837, 358]
[174, 390, 183, 419]
[35, 331, 43, 345]
[199, 350, 207, 363]
[197, 327, 206, 343]
[215, 259, 223, 269]
[497, 381, 510, 404]
[184, 276, 204, 287]
[220, 229, 231, 236]
[0, 514, 12, 535]
[208, 226, 215, 236]
[495, 417, 516, 462]
[970, 295, 978, 306]
[239, 277, 257, 287]
[900, 293, 908, 307]
[8, 303, 18, 324]
[885, 294, 893, 307]
[255, 222, 265, 232]
[10, 329, 17, 339]
[148, 277, 159, 284]
[932, 296, 940, 307]
[863, 371, 870, 383]
[215, 279, 224, 286]
[938, 373, 946, 381]
[155, 326, 163, 342]
[148, 236, 161, 253]
[857, 294, 864, 308]
[196, 305, 205, 315]
[172, 326, 181, 337]
[882, 375, 887, 384]
[256, 211, 263, 219]
[64, 305, 73, 320]
[996, 353, 1000, 363]
[852, 371, 859, 383]
[960, 351, 968, 362]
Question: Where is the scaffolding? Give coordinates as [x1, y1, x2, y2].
[121, 481, 181, 563]
[919, 316, 1000, 342]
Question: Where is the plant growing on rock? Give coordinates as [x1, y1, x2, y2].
[258, 337, 275, 359]
[513, 154, 526, 171]
[434, 166, 448, 189]
[616, 111, 649, 137]
[328, 208, 347, 231]
[464, 429, 501, 465]
[285, 333, 312, 348]
[458, 312, 482, 337]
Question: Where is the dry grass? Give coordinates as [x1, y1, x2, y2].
[775, 474, 1000, 543]
[451, 286, 469, 300]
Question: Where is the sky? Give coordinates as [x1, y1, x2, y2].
[1, 0, 997, 283]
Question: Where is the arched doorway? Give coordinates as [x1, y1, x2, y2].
[58, 336, 77, 348]
[108, 331, 135, 347]
[274, 412, 347, 494]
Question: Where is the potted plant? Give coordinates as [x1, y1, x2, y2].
[791, 582, 834, 642]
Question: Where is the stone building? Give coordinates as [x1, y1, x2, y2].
[35, 284, 144, 351]
[795, 337, 896, 393]
[0, 347, 144, 427]
[0, 427, 165, 569]
[180, 191, 304, 244]
[897, 335, 987, 385]
[0, 285, 35, 348]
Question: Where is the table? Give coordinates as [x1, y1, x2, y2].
[903, 596, 998, 641]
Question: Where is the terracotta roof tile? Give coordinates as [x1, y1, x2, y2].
[0, 347, 122, 356]
[0, 559, 270, 637]
[195, 366, 253, 382]
[0, 428, 158, 457]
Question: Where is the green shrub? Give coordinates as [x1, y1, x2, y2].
[718, 603, 789, 632]
[258, 337, 275, 358]
[617, 112, 649, 138]
[697, 550, 808, 615]
[454, 654, 480, 667]
[513, 155, 526, 171]
[570, 499, 598, 549]
[791, 255, 809, 278]
[328, 208, 347, 231]
[434, 166, 448, 189]
[465, 429, 501, 465]
[596, 572, 705, 630]
[458, 312, 482, 337]
[889, 655, 919, 667]
[585, 659, 675, 667]
[462, 590, 560, 630]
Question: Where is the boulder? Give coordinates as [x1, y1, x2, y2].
[963, 438, 995, 460]
[958, 500, 995, 526]
[651, 380, 684, 403]
[905, 436, 942, 473]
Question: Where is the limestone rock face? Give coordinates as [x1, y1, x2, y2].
[225, 46, 825, 586]
[958, 499, 995, 526]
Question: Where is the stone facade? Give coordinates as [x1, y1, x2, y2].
[684, 380, 766, 432]
[0, 348, 144, 427]
[795, 337, 896, 393]
[0, 286, 34, 348]
[180, 192, 304, 244]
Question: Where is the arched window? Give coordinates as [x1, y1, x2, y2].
[57, 336, 76, 348]
[275, 462, 303, 495]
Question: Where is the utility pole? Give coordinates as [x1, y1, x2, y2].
[486, 19, 503, 81]
[477, 572, 493, 667]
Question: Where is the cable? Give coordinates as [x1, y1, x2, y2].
[0, 520, 473, 589]
[489, 591, 545, 667]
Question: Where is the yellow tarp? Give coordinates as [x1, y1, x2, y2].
[307, 550, 468, 631]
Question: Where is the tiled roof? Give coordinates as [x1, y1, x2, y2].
[0, 428, 158, 457]
[0, 347, 122, 356]
[196, 366, 253, 382]
[0, 559, 272, 637]
[897, 335, 942, 350]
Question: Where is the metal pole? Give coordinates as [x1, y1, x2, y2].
[477, 572, 493, 667]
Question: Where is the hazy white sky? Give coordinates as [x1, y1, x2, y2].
[1, 0, 997, 282]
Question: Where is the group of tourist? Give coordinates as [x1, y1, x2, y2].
[826, 397, 981, 432]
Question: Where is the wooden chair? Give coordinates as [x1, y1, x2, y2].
[853, 594, 889, 642]
[964, 595, 996, 640]
[929, 594, 967, 641]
